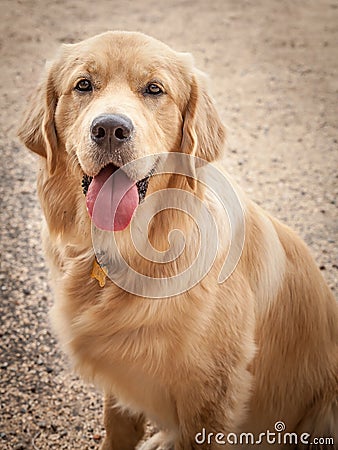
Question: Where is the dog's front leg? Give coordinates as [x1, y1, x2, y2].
[173, 367, 253, 450]
[100, 394, 145, 450]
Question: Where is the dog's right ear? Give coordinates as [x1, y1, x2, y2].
[18, 65, 58, 173]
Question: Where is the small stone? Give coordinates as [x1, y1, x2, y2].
[14, 444, 26, 450]
[49, 434, 59, 441]
[93, 433, 102, 441]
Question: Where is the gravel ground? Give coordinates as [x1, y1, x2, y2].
[1, 1, 337, 449]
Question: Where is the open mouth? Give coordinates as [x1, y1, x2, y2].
[82, 166, 151, 203]
[81, 163, 152, 231]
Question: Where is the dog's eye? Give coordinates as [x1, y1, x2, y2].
[75, 79, 93, 92]
[145, 83, 164, 96]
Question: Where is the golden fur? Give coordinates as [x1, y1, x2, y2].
[18, 31, 337, 449]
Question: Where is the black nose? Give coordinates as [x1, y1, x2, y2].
[90, 114, 134, 147]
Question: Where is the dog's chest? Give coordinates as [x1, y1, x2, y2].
[109, 360, 179, 429]
[53, 286, 181, 428]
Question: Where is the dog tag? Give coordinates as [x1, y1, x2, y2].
[91, 258, 107, 287]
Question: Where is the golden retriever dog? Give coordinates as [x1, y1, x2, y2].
[18, 31, 337, 449]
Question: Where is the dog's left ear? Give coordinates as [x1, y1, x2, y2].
[17, 63, 58, 174]
[181, 71, 226, 163]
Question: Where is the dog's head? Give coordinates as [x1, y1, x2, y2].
[18, 31, 225, 232]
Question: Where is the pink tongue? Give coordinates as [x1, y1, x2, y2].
[86, 164, 138, 231]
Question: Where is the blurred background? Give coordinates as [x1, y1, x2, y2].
[1, 0, 337, 448]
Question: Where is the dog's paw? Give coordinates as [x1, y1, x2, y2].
[137, 431, 174, 450]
